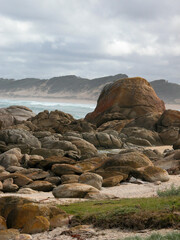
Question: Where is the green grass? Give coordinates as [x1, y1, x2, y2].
[157, 184, 180, 197]
[123, 232, 180, 240]
[60, 196, 180, 229]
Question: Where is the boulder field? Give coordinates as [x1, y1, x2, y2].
[0, 76, 180, 235]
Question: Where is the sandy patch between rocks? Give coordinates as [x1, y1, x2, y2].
[0, 175, 179, 203]
[98, 145, 173, 155]
[101, 175, 180, 199]
[144, 145, 173, 154]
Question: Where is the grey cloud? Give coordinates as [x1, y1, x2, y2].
[0, 0, 179, 83]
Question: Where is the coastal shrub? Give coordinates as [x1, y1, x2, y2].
[123, 232, 180, 240]
[157, 184, 180, 197]
[60, 196, 180, 229]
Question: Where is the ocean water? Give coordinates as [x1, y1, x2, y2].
[0, 99, 96, 119]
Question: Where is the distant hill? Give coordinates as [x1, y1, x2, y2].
[0, 75, 179, 103]
[0, 74, 127, 101]
[150, 79, 180, 104]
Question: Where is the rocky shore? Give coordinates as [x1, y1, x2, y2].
[0, 77, 179, 239]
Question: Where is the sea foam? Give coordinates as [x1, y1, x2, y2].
[0, 99, 96, 119]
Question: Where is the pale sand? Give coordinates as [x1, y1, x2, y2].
[101, 175, 180, 199]
[0, 175, 179, 203]
[31, 227, 179, 240]
[144, 145, 173, 154]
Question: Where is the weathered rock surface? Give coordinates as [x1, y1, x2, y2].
[102, 151, 153, 170]
[0, 148, 22, 169]
[22, 215, 50, 234]
[0, 109, 14, 130]
[49, 212, 70, 230]
[0, 196, 32, 218]
[84, 191, 117, 200]
[61, 174, 79, 184]
[0, 229, 21, 240]
[18, 188, 38, 194]
[95, 150, 157, 181]
[121, 127, 162, 146]
[0, 173, 33, 187]
[26, 155, 44, 168]
[0, 181, 3, 191]
[82, 132, 122, 149]
[157, 109, 180, 129]
[85, 77, 165, 126]
[102, 175, 124, 187]
[173, 138, 180, 150]
[125, 113, 162, 131]
[68, 119, 96, 133]
[0, 172, 10, 182]
[28, 110, 95, 133]
[52, 183, 99, 198]
[78, 172, 103, 190]
[51, 164, 82, 176]
[0, 166, 5, 172]
[39, 156, 76, 169]
[6, 165, 24, 173]
[159, 127, 179, 145]
[97, 119, 131, 132]
[142, 149, 163, 162]
[156, 110, 180, 145]
[23, 180, 54, 192]
[30, 148, 64, 158]
[0, 216, 7, 230]
[0, 129, 41, 153]
[95, 169, 128, 181]
[30, 110, 74, 133]
[0, 196, 69, 235]
[155, 150, 180, 174]
[132, 166, 169, 182]
[18, 168, 50, 181]
[2, 178, 19, 192]
[0, 196, 69, 234]
[0, 105, 35, 129]
[44, 176, 61, 185]
[40, 136, 78, 152]
[75, 156, 108, 172]
[65, 137, 98, 159]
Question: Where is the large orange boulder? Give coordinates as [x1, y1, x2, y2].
[85, 77, 165, 126]
[0, 196, 70, 234]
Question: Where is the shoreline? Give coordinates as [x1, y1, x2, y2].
[0, 97, 180, 111]
[0, 96, 97, 105]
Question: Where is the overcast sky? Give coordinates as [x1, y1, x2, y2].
[0, 0, 180, 83]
